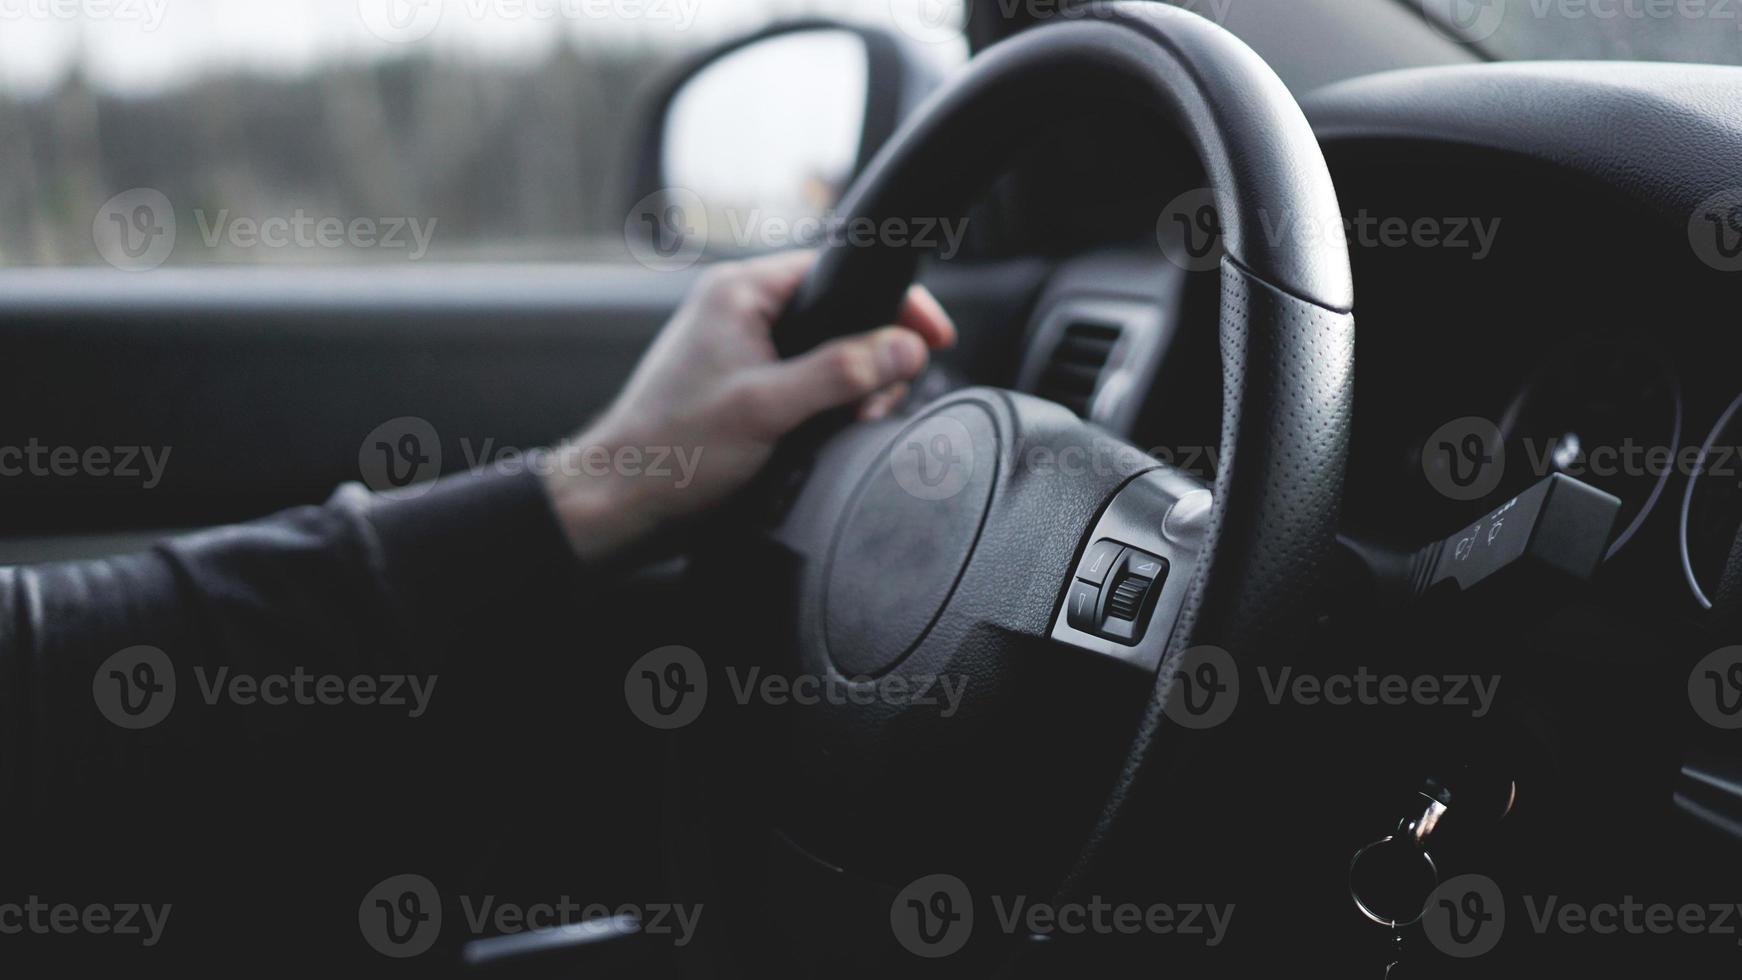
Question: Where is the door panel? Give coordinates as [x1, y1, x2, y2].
[0, 264, 695, 541]
[0, 258, 1049, 560]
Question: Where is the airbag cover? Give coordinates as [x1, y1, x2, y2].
[822, 403, 999, 677]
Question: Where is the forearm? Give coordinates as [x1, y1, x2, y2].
[0, 470, 583, 814]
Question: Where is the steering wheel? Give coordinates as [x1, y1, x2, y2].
[675, 3, 1355, 972]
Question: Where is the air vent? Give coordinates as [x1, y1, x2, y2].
[1016, 288, 1168, 435]
[1034, 321, 1122, 418]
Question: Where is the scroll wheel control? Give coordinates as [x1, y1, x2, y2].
[1067, 540, 1169, 645]
[1107, 573, 1153, 621]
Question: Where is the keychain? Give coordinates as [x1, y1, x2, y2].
[1349, 772, 1514, 977]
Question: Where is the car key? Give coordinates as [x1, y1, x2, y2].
[1348, 769, 1516, 975]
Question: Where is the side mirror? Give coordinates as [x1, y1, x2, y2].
[625, 20, 945, 268]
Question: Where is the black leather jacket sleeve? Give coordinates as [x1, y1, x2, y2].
[0, 470, 582, 817]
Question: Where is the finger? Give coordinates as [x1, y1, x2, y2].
[859, 382, 911, 422]
[736, 249, 819, 306]
[894, 284, 957, 350]
[693, 250, 818, 327]
[736, 256, 953, 348]
[743, 326, 929, 434]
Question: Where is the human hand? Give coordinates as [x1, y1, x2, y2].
[543, 250, 956, 561]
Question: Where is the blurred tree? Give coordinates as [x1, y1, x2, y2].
[0, 38, 686, 265]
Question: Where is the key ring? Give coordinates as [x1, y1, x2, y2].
[1348, 833, 1440, 928]
[1348, 792, 1449, 928]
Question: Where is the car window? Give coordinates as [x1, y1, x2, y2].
[0, 0, 966, 269]
[1412, 0, 1742, 64]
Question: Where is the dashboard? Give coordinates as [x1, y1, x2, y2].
[991, 60, 1742, 911]
[1007, 61, 1742, 623]
[1305, 63, 1742, 624]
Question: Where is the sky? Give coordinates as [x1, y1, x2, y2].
[0, 0, 966, 96]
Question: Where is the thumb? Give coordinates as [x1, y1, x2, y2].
[742, 327, 929, 436]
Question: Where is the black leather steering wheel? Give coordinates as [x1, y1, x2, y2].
[677, 3, 1355, 972]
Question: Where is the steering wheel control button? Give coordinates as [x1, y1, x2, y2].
[1098, 548, 1168, 644]
[1049, 469, 1211, 672]
[1075, 539, 1126, 586]
[1126, 552, 1167, 582]
[1066, 581, 1101, 632]
[1106, 575, 1152, 621]
[1062, 542, 1169, 644]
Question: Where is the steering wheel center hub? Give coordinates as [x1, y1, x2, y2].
[822, 403, 1000, 677]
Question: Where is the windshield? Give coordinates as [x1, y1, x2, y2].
[1414, 0, 1742, 64]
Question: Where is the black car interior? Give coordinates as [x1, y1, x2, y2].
[7, 0, 1742, 975]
